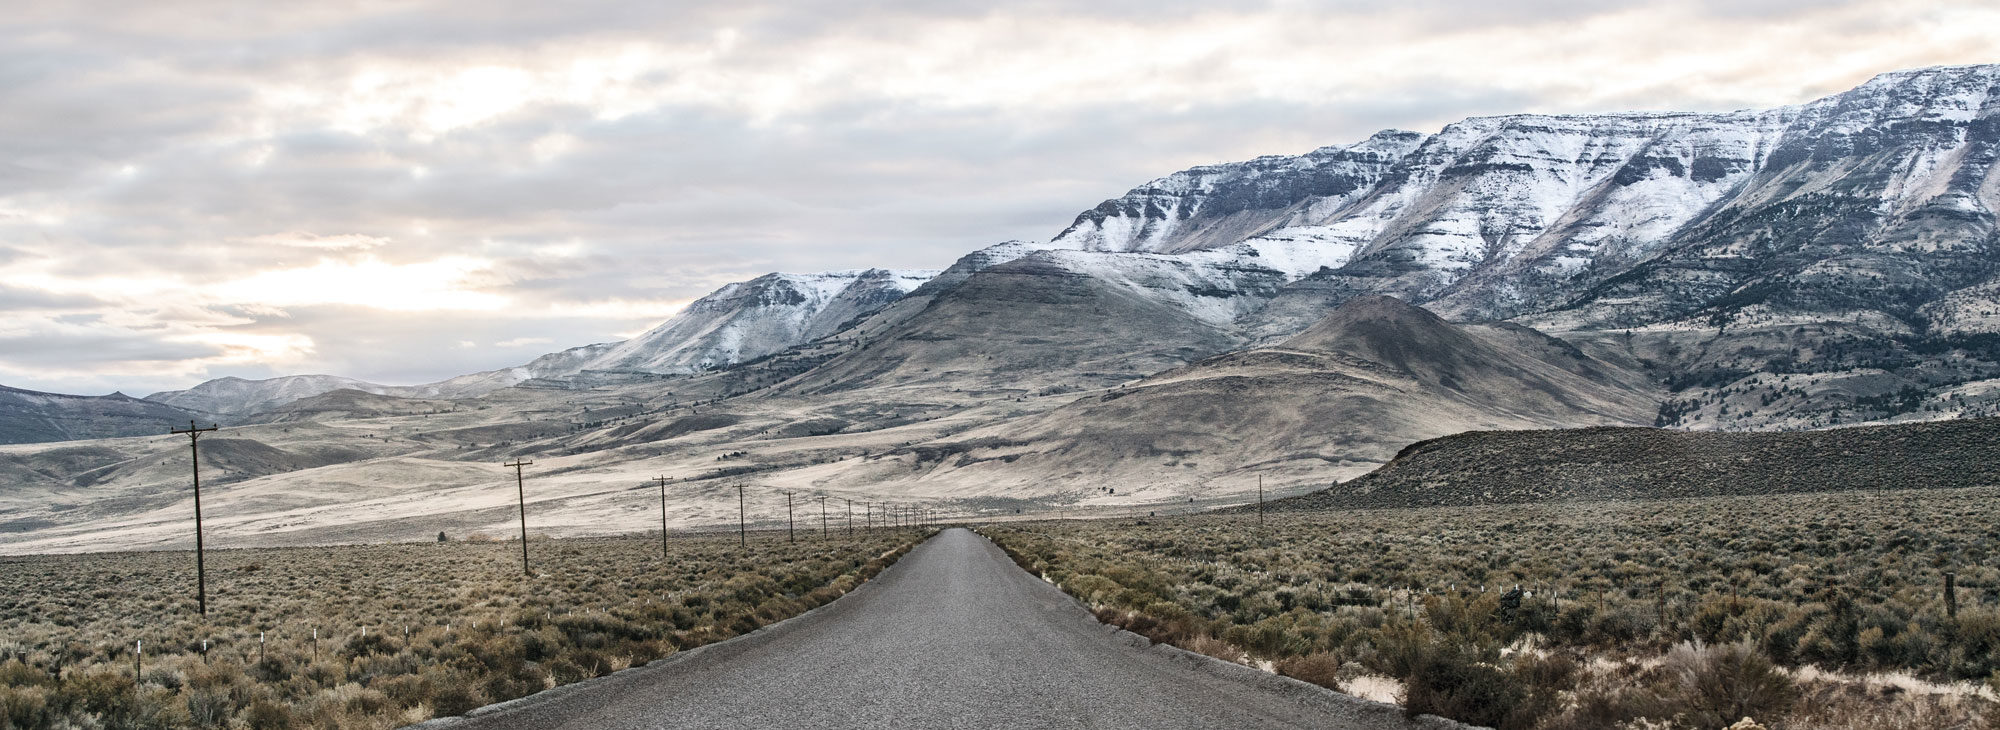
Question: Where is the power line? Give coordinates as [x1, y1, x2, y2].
[655, 475, 670, 560]
[505, 460, 534, 575]
[169, 420, 219, 617]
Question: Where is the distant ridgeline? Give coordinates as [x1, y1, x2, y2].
[1264, 417, 2000, 511]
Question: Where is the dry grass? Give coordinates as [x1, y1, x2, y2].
[983, 487, 2000, 729]
[0, 529, 926, 729]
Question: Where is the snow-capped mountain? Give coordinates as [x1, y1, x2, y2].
[1051, 129, 1427, 256]
[137, 345, 622, 419]
[16, 64, 2000, 551]
[116, 64, 2000, 427]
[570, 268, 939, 376]
[788, 64, 2000, 435]
[2, 385, 209, 444]
[412, 341, 619, 396]
[131, 269, 939, 419]
[146, 375, 400, 417]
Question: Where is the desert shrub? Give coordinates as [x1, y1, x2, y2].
[1064, 575, 1123, 605]
[0, 531, 925, 727]
[185, 687, 233, 727]
[1176, 636, 1240, 664]
[243, 698, 293, 729]
[985, 487, 1999, 727]
[1654, 641, 1796, 730]
[1400, 645, 1532, 730]
[0, 685, 53, 730]
[1274, 652, 1342, 690]
[430, 676, 485, 717]
[0, 661, 49, 689]
[370, 672, 432, 708]
[1946, 610, 2000, 679]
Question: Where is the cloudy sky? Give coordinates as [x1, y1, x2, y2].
[3, 0, 1996, 395]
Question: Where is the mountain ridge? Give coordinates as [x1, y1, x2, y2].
[9, 64, 2000, 550]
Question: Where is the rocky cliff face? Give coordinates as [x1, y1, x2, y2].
[1056, 65, 1999, 330]
[1051, 130, 1428, 256]
[85, 66, 2000, 437]
[1017, 65, 2000, 431]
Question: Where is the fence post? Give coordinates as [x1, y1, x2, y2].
[1657, 581, 1667, 631]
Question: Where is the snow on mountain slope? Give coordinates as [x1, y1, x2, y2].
[146, 375, 398, 417]
[572, 268, 939, 376]
[138, 269, 937, 416]
[1278, 65, 2000, 325]
[410, 341, 620, 397]
[1, 385, 210, 444]
[829, 242, 1073, 346]
[1051, 130, 1426, 255]
[777, 253, 1246, 395]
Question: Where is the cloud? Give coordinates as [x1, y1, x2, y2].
[2, 0, 1998, 393]
[237, 232, 391, 250]
[494, 337, 553, 347]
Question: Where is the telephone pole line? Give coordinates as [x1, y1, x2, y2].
[1258, 474, 1265, 529]
[737, 484, 747, 548]
[817, 495, 828, 537]
[655, 475, 670, 560]
[170, 421, 219, 617]
[505, 460, 534, 575]
[845, 498, 853, 536]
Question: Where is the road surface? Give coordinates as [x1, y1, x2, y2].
[425, 528, 1454, 730]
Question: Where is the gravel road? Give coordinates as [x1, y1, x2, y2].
[423, 528, 1458, 730]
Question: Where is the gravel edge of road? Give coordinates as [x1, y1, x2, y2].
[402, 536, 933, 730]
[969, 529, 1477, 730]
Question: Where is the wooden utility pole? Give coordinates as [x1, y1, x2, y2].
[170, 421, 219, 617]
[1257, 475, 1265, 528]
[845, 499, 853, 536]
[817, 495, 828, 537]
[783, 491, 795, 543]
[655, 475, 670, 560]
[737, 484, 747, 548]
[505, 460, 534, 575]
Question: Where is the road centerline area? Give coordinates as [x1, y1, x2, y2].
[426, 528, 1454, 730]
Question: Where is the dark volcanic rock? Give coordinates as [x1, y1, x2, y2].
[1264, 416, 2000, 511]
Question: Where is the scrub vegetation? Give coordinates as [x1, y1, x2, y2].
[984, 487, 2000, 729]
[0, 530, 924, 729]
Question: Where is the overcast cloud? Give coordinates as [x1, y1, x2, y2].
[2, 0, 1996, 395]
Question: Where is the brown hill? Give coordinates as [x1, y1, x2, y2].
[805, 296, 1658, 496]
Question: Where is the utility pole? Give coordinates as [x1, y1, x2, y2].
[737, 484, 747, 548]
[783, 491, 795, 543]
[655, 475, 670, 560]
[845, 499, 853, 536]
[505, 460, 534, 575]
[817, 495, 828, 537]
[1257, 474, 1265, 528]
[170, 421, 219, 617]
